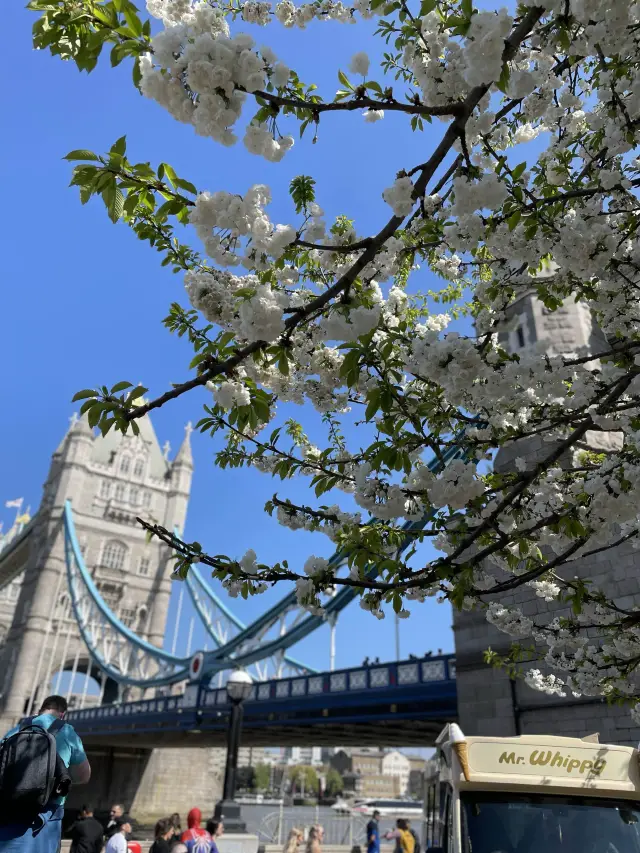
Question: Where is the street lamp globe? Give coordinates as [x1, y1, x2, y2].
[226, 669, 253, 703]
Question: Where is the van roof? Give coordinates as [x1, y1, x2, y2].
[436, 724, 640, 799]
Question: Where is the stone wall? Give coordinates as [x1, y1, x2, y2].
[66, 746, 223, 823]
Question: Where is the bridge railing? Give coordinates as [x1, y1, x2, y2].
[258, 809, 369, 846]
[65, 654, 455, 725]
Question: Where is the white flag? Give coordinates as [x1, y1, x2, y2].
[5, 498, 23, 509]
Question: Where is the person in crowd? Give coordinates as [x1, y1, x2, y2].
[150, 818, 175, 853]
[105, 804, 126, 840]
[70, 804, 104, 853]
[169, 814, 182, 849]
[366, 810, 381, 853]
[306, 825, 324, 853]
[406, 820, 420, 853]
[105, 818, 132, 853]
[204, 820, 225, 853]
[180, 809, 209, 845]
[0, 694, 91, 853]
[384, 819, 415, 853]
[283, 827, 303, 853]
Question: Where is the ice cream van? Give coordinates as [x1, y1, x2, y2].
[423, 723, 640, 853]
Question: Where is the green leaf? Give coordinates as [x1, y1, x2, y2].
[64, 149, 100, 161]
[99, 418, 116, 437]
[123, 7, 143, 36]
[496, 62, 511, 94]
[127, 386, 148, 401]
[289, 175, 316, 214]
[104, 186, 125, 223]
[337, 70, 354, 91]
[461, 0, 473, 17]
[72, 389, 97, 402]
[111, 380, 133, 393]
[161, 162, 178, 188]
[365, 388, 381, 421]
[111, 135, 127, 156]
[174, 177, 197, 195]
[132, 56, 143, 91]
[511, 162, 527, 182]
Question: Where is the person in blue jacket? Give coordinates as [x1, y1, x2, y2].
[0, 695, 91, 853]
[367, 810, 381, 853]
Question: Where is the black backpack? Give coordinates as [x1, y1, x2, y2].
[410, 829, 420, 853]
[0, 718, 72, 824]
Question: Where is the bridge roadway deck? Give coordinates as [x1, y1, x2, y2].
[65, 655, 457, 748]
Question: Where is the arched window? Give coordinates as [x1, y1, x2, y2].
[120, 456, 131, 474]
[129, 487, 139, 506]
[142, 491, 151, 507]
[100, 480, 111, 499]
[102, 540, 128, 571]
[115, 484, 126, 502]
[137, 605, 148, 631]
[134, 459, 145, 478]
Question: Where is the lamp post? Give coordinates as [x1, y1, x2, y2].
[213, 669, 253, 833]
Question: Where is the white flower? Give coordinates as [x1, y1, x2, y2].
[240, 549, 259, 574]
[382, 176, 414, 217]
[349, 52, 370, 76]
[303, 555, 330, 576]
[363, 109, 384, 122]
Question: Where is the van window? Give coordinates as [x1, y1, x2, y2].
[425, 783, 437, 848]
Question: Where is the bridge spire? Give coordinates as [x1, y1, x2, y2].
[173, 422, 193, 467]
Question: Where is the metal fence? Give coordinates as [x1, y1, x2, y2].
[257, 808, 370, 846]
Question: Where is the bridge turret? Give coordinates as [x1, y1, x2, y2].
[493, 286, 621, 474]
[165, 423, 193, 537]
[453, 285, 634, 744]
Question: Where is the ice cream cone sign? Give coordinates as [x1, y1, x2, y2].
[450, 723, 471, 782]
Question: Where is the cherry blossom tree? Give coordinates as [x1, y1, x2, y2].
[29, 0, 640, 714]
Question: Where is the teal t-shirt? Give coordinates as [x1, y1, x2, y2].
[4, 713, 87, 804]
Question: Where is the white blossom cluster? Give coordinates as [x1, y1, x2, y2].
[189, 184, 296, 268]
[141, 1, 294, 157]
[43, 0, 640, 713]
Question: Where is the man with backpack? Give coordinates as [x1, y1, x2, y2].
[0, 694, 91, 852]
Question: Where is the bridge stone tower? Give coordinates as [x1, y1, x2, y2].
[454, 291, 640, 746]
[0, 412, 226, 820]
[0, 411, 193, 727]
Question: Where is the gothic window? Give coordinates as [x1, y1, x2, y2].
[129, 487, 139, 506]
[102, 540, 128, 571]
[115, 484, 126, 502]
[136, 605, 148, 631]
[142, 491, 151, 507]
[510, 320, 528, 351]
[100, 480, 111, 499]
[134, 459, 145, 478]
[138, 557, 151, 576]
[120, 456, 131, 474]
[120, 608, 136, 628]
[97, 581, 122, 611]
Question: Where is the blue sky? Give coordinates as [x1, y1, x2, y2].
[0, 2, 466, 675]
